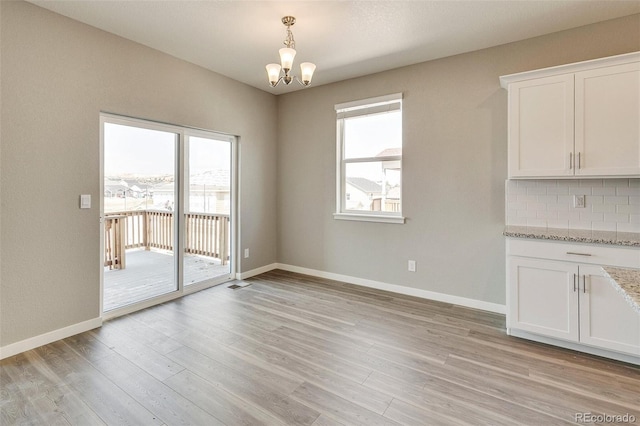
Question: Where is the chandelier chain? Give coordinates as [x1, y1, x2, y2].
[284, 27, 295, 49]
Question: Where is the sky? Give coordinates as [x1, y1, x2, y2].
[344, 110, 401, 159]
[344, 110, 402, 186]
[104, 114, 399, 185]
[104, 123, 230, 177]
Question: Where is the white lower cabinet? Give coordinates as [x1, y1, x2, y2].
[507, 239, 640, 362]
[578, 265, 640, 355]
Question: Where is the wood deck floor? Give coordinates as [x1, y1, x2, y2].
[2, 269, 639, 425]
[104, 249, 230, 311]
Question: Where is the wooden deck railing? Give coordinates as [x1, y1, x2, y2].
[104, 210, 230, 270]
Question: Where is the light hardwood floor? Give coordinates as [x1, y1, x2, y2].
[2, 270, 639, 425]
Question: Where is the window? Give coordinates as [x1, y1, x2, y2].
[334, 93, 404, 223]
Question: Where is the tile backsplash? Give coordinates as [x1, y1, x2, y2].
[506, 179, 639, 233]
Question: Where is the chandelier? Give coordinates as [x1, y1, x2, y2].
[265, 16, 316, 87]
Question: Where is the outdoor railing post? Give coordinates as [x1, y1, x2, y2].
[221, 216, 229, 266]
[117, 216, 126, 269]
[144, 210, 150, 251]
[104, 218, 113, 268]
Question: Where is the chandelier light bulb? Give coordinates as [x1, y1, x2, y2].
[300, 62, 316, 85]
[266, 63, 282, 86]
[279, 48, 296, 71]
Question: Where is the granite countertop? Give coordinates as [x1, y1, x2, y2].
[503, 225, 640, 247]
[602, 267, 640, 314]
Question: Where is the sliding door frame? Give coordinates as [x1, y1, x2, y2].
[182, 128, 237, 295]
[99, 112, 237, 320]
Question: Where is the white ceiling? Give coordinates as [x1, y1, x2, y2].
[28, 1, 640, 94]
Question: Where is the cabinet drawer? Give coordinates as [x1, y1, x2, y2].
[507, 238, 639, 267]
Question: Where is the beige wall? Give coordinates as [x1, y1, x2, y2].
[0, 1, 278, 347]
[276, 14, 640, 306]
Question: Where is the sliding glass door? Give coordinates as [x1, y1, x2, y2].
[184, 133, 232, 287]
[102, 122, 178, 311]
[101, 115, 235, 314]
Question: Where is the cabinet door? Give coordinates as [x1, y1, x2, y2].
[508, 257, 579, 341]
[575, 62, 640, 176]
[579, 265, 640, 356]
[508, 75, 574, 178]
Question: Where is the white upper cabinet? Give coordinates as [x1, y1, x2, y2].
[575, 62, 640, 176]
[501, 52, 640, 178]
[508, 75, 574, 177]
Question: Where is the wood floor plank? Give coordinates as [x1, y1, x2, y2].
[312, 413, 348, 426]
[163, 369, 288, 426]
[290, 381, 401, 426]
[444, 355, 640, 422]
[25, 341, 163, 425]
[165, 345, 319, 425]
[89, 325, 185, 381]
[102, 315, 184, 355]
[167, 331, 303, 396]
[228, 322, 373, 384]
[365, 369, 573, 426]
[1, 354, 105, 426]
[36, 385, 106, 426]
[3, 269, 639, 425]
[382, 397, 476, 426]
[228, 336, 393, 415]
[467, 328, 640, 379]
[89, 352, 225, 426]
[62, 332, 115, 363]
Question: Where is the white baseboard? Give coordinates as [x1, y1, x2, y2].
[237, 263, 278, 280]
[275, 263, 506, 314]
[0, 317, 102, 360]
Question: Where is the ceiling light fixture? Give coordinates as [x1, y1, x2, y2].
[265, 16, 316, 88]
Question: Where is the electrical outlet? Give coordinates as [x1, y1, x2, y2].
[244, 248, 249, 258]
[408, 260, 416, 272]
[573, 195, 586, 208]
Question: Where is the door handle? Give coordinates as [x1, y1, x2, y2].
[582, 275, 587, 293]
[569, 152, 573, 170]
[578, 152, 581, 169]
[573, 273, 577, 292]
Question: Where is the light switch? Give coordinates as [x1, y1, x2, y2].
[80, 194, 91, 209]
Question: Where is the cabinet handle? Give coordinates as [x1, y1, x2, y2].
[569, 152, 573, 170]
[583, 275, 587, 293]
[578, 152, 581, 169]
[566, 252, 592, 256]
[573, 273, 577, 292]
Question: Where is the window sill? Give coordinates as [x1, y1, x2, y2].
[333, 213, 405, 224]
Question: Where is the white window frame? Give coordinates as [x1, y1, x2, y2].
[334, 93, 405, 224]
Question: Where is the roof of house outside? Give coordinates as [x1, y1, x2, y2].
[346, 177, 382, 194]
[376, 148, 402, 157]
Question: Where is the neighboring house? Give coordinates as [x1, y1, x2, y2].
[153, 170, 231, 213]
[345, 177, 382, 211]
[345, 149, 401, 212]
[372, 185, 401, 212]
[104, 179, 129, 198]
[104, 179, 149, 199]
